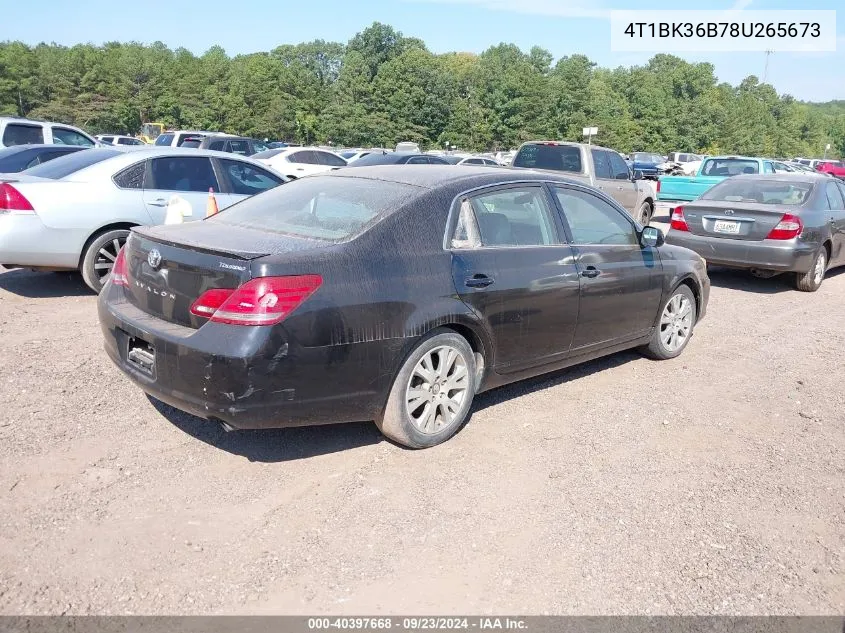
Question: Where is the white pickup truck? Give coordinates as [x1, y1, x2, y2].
[512, 141, 657, 224]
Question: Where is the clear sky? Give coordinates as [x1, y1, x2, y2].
[2, 0, 842, 101]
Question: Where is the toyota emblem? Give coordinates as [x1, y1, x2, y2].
[724, 209, 735, 215]
[147, 249, 162, 269]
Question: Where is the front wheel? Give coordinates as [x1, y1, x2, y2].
[80, 229, 130, 293]
[794, 249, 826, 292]
[641, 285, 697, 360]
[377, 331, 477, 448]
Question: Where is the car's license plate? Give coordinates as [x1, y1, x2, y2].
[713, 220, 740, 234]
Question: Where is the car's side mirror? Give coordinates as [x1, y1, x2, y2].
[632, 169, 644, 181]
[640, 225, 664, 248]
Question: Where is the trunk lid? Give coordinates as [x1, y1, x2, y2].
[681, 200, 797, 241]
[124, 222, 329, 328]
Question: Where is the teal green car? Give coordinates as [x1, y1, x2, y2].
[657, 156, 776, 202]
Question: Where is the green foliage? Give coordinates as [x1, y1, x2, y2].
[1, 25, 842, 156]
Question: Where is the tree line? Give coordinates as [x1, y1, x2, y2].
[1, 22, 843, 157]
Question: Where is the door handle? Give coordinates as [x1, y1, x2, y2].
[148, 198, 167, 207]
[296, 167, 305, 171]
[465, 274, 494, 288]
[617, 186, 625, 190]
[581, 266, 600, 279]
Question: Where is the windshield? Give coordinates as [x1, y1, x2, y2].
[701, 158, 759, 177]
[210, 176, 420, 241]
[633, 153, 661, 163]
[701, 178, 813, 206]
[512, 144, 582, 173]
[22, 148, 120, 179]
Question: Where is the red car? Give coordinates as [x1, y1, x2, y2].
[816, 160, 845, 179]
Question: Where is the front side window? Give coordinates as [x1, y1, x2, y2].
[457, 187, 558, 247]
[52, 127, 94, 146]
[608, 152, 631, 180]
[3, 124, 44, 146]
[591, 149, 612, 179]
[148, 156, 218, 192]
[554, 187, 637, 246]
[826, 182, 845, 210]
[220, 159, 284, 195]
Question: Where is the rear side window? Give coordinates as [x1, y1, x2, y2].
[52, 127, 94, 146]
[23, 148, 120, 179]
[461, 187, 558, 247]
[591, 149, 612, 179]
[220, 159, 283, 195]
[3, 124, 44, 146]
[113, 161, 146, 189]
[208, 140, 225, 151]
[288, 150, 318, 164]
[154, 134, 174, 146]
[512, 144, 582, 173]
[210, 176, 419, 241]
[148, 156, 218, 192]
[314, 151, 346, 167]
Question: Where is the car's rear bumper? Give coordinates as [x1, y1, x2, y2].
[665, 231, 816, 272]
[98, 286, 400, 430]
[0, 214, 82, 268]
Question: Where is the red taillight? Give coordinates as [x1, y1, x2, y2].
[191, 275, 322, 326]
[766, 213, 803, 240]
[656, 179, 661, 193]
[0, 183, 34, 213]
[111, 246, 129, 286]
[670, 205, 689, 232]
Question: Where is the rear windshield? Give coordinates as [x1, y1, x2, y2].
[22, 148, 119, 179]
[701, 179, 813, 206]
[701, 158, 759, 176]
[154, 134, 174, 146]
[512, 144, 582, 173]
[209, 176, 420, 241]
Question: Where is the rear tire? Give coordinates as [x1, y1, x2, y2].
[641, 285, 697, 360]
[80, 229, 130, 293]
[795, 248, 826, 292]
[377, 330, 477, 448]
[637, 201, 653, 225]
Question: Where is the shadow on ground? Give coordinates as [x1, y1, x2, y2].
[0, 267, 92, 298]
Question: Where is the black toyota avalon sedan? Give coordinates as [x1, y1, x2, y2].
[98, 166, 709, 448]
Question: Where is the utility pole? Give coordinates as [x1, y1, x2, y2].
[763, 50, 773, 83]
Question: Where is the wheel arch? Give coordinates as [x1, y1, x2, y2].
[674, 274, 702, 321]
[77, 222, 139, 269]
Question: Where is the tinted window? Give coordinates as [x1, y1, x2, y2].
[23, 148, 121, 179]
[229, 140, 250, 156]
[208, 140, 225, 151]
[3, 124, 44, 146]
[288, 151, 318, 164]
[591, 149, 612, 179]
[52, 127, 94, 146]
[113, 161, 146, 189]
[428, 156, 449, 165]
[221, 159, 283, 195]
[0, 148, 37, 172]
[340, 151, 357, 159]
[701, 159, 759, 176]
[467, 187, 558, 246]
[406, 156, 429, 165]
[608, 152, 631, 180]
[252, 148, 285, 160]
[463, 158, 483, 165]
[633, 153, 661, 163]
[512, 144, 582, 173]
[826, 182, 845, 209]
[210, 176, 418, 241]
[148, 156, 218, 192]
[555, 187, 637, 246]
[314, 151, 346, 167]
[117, 137, 143, 146]
[701, 179, 813, 206]
[178, 137, 203, 148]
[100, 136, 115, 143]
[154, 134, 174, 146]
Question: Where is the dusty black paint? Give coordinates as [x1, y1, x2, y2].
[98, 165, 710, 430]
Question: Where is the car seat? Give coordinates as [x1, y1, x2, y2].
[476, 212, 513, 246]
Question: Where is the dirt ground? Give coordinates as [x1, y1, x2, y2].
[0, 243, 843, 615]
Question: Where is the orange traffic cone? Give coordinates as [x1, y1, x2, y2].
[206, 187, 219, 218]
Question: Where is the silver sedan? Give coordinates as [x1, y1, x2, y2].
[665, 173, 845, 291]
[0, 147, 286, 291]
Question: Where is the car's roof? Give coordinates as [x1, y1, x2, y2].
[325, 164, 582, 189]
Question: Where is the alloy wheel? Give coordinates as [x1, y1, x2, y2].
[660, 293, 693, 352]
[94, 236, 127, 285]
[405, 345, 470, 434]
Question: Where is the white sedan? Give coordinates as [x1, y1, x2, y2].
[0, 147, 286, 291]
[252, 146, 347, 179]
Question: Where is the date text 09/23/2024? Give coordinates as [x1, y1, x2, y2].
[307, 617, 527, 630]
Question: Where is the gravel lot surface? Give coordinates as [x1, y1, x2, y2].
[1, 238, 843, 615]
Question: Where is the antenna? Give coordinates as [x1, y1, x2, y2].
[763, 50, 774, 83]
